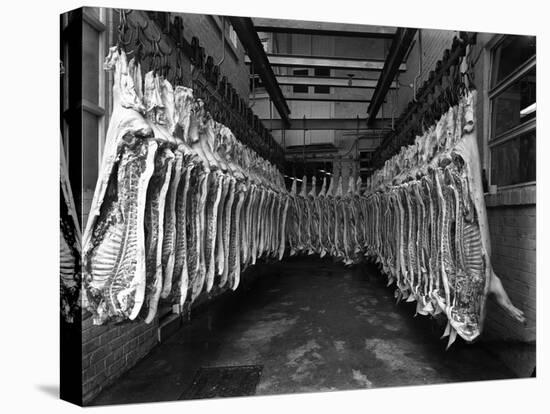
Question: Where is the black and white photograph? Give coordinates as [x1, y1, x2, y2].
[20, 0, 543, 410]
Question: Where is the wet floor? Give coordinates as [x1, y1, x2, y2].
[91, 257, 517, 405]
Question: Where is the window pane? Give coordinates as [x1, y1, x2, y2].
[314, 67, 330, 94]
[293, 69, 309, 93]
[491, 35, 536, 88]
[82, 21, 100, 104]
[83, 7, 101, 20]
[250, 74, 264, 90]
[491, 68, 535, 138]
[314, 68, 330, 76]
[82, 111, 99, 192]
[490, 130, 536, 186]
[359, 160, 371, 169]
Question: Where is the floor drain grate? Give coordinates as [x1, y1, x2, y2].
[179, 365, 263, 399]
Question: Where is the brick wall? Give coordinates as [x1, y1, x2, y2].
[417, 30, 457, 85]
[484, 190, 536, 342]
[81, 314, 159, 404]
[398, 29, 457, 113]
[80, 262, 267, 404]
[176, 13, 249, 100]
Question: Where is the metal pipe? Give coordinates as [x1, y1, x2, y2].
[391, 75, 398, 130]
[217, 16, 226, 66]
[373, 35, 470, 167]
[413, 30, 423, 102]
[303, 115, 306, 166]
[229, 17, 291, 127]
[249, 61, 256, 108]
[269, 98, 273, 132]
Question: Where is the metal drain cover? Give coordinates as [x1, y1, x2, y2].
[180, 365, 263, 399]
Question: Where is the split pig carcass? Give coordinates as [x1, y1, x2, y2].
[81, 46, 289, 325]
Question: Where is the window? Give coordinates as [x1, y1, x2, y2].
[293, 69, 309, 93]
[314, 67, 330, 94]
[489, 35, 536, 187]
[260, 37, 271, 53]
[61, 7, 110, 225]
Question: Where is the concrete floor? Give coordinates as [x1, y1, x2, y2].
[92, 257, 518, 406]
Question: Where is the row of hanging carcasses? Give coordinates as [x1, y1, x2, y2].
[286, 90, 500, 346]
[79, 46, 290, 325]
[65, 46, 519, 347]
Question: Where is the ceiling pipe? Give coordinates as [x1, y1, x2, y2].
[413, 30, 423, 101]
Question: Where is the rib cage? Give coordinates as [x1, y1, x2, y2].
[171, 163, 193, 307]
[84, 139, 157, 324]
[143, 148, 174, 323]
[160, 152, 183, 298]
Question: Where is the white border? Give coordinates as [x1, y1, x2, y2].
[0, 0, 547, 413]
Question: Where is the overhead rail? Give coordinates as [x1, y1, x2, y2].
[370, 32, 477, 168]
[228, 16, 291, 128]
[366, 27, 417, 126]
[252, 18, 396, 38]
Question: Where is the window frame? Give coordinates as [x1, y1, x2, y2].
[82, 7, 108, 167]
[61, 8, 109, 167]
[61, 7, 113, 224]
[292, 68, 310, 94]
[487, 34, 536, 190]
[313, 67, 331, 94]
[60, 13, 70, 163]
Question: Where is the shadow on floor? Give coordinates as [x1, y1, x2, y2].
[36, 384, 59, 399]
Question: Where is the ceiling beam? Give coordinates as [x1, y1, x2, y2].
[252, 95, 372, 103]
[272, 75, 397, 89]
[228, 17, 291, 128]
[252, 18, 396, 38]
[245, 54, 406, 71]
[261, 118, 392, 130]
[367, 28, 417, 126]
